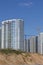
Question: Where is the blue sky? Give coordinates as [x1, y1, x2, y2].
[0, 0, 43, 35]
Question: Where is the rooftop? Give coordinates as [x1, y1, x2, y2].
[2, 19, 24, 24]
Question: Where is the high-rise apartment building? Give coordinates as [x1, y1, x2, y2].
[36, 36, 38, 53]
[1, 19, 24, 51]
[30, 36, 36, 53]
[38, 33, 43, 54]
[24, 38, 30, 52]
[0, 27, 1, 49]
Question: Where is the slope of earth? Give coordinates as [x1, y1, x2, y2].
[0, 49, 43, 65]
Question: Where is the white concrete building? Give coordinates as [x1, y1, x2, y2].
[24, 38, 30, 52]
[1, 19, 24, 51]
[0, 27, 1, 49]
[38, 33, 43, 54]
[30, 36, 36, 53]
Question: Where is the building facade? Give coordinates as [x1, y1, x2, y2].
[38, 33, 43, 54]
[0, 27, 1, 49]
[24, 38, 30, 52]
[36, 36, 38, 53]
[30, 36, 36, 53]
[1, 19, 24, 51]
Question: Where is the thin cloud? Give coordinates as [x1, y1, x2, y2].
[19, 2, 33, 7]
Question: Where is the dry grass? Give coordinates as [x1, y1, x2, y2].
[0, 49, 43, 65]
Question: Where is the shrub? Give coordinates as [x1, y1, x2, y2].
[0, 49, 24, 54]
